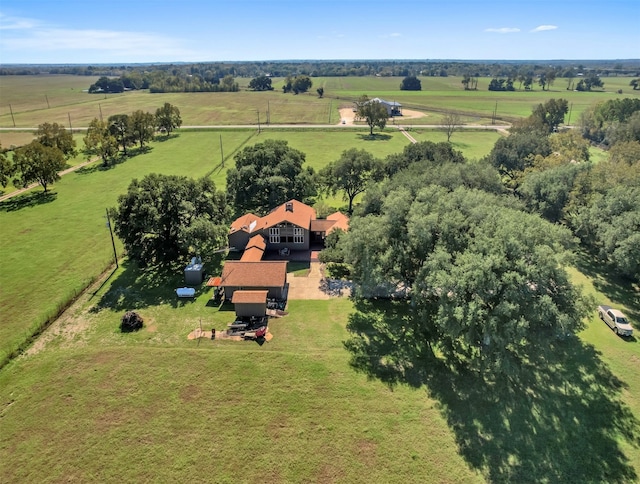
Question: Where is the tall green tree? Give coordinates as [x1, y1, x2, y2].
[84, 118, 119, 166]
[487, 131, 552, 187]
[248, 75, 273, 91]
[320, 148, 383, 214]
[34, 122, 77, 159]
[226, 139, 317, 215]
[355, 95, 388, 136]
[400, 76, 422, 91]
[12, 141, 66, 193]
[108, 114, 133, 156]
[342, 186, 587, 376]
[112, 174, 230, 266]
[0, 143, 14, 188]
[129, 110, 155, 148]
[155, 103, 182, 137]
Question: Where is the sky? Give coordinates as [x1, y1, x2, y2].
[0, 0, 638, 64]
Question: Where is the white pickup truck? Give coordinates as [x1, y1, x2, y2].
[597, 305, 634, 337]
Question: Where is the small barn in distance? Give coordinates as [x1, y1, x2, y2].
[363, 98, 402, 117]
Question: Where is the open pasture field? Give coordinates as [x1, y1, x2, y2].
[2, 75, 639, 131]
[0, 249, 638, 482]
[0, 130, 255, 364]
[0, 293, 479, 483]
[313, 76, 640, 122]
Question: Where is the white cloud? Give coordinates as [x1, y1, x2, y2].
[531, 25, 558, 32]
[0, 12, 202, 62]
[484, 27, 520, 33]
[0, 12, 38, 30]
[380, 32, 402, 38]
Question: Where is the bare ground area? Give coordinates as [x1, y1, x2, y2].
[338, 107, 427, 125]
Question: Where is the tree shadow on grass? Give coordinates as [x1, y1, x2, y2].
[356, 133, 393, 141]
[574, 250, 640, 323]
[90, 259, 208, 313]
[344, 299, 640, 483]
[0, 190, 56, 212]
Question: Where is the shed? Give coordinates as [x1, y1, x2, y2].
[184, 257, 204, 285]
[232, 290, 268, 317]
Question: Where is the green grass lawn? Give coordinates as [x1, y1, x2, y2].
[0, 130, 254, 364]
[0, 250, 637, 482]
[0, 273, 480, 483]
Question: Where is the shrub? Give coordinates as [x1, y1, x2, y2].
[120, 311, 144, 332]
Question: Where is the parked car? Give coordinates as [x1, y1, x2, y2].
[597, 305, 634, 337]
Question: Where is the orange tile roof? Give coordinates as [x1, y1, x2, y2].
[246, 234, 266, 251]
[229, 213, 263, 234]
[231, 290, 268, 304]
[262, 199, 316, 230]
[240, 247, 265, 262]
[326, 211, 349, 234]
[310, 219, 336, 232]
[220, 261, 287, 288]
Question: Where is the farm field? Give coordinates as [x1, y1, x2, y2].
[2, 75, 639, 130]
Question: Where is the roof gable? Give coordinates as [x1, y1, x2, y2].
[230, 213, 263, 234]
[261, 199, 316, 230]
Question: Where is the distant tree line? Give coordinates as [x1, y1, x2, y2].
[2, 60, 638, 79]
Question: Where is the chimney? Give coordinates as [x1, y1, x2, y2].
[285, 202, 293, 212]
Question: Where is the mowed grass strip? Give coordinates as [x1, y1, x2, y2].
[0, 296, 478, 484]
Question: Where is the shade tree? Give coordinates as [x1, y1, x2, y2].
[342, 185, 588, 376]
[84, 118, 119, 166]
[226, 139, 317, 215]
[319, 148, 383, 214]
[112, 174, 230, 266]
[12, 141, 66, 193]
[34, 122, 77, 159]
[355, 95, 389, 136]
[155, 103, 182, 137]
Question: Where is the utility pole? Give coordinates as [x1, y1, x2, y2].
[68, 113, 72, 132]
[219, 134, 224, 167]
[267, 101, 270, 125]
[99, 103, 103, 122]
[328, 100, 332, 124]
[45, 94, 50, 109]
[9, 104, 16, 127]
[257, 110, 261, 133]
[105, 208, 118, 268]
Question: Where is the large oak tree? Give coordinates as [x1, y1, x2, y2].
[342, 185, 588, 376]
[112, 174, 230, 266]
[226, 139, 317, 215]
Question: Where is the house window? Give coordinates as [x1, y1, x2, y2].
[269, 227, 280, 244]
[294, 227, 304, 244]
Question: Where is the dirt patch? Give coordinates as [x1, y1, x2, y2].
[355, 439, 378, 467]
[338, 107, 426, 125]
[179, 384, 202, 403]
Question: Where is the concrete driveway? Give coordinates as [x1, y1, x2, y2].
[286, 262, 352, 300]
